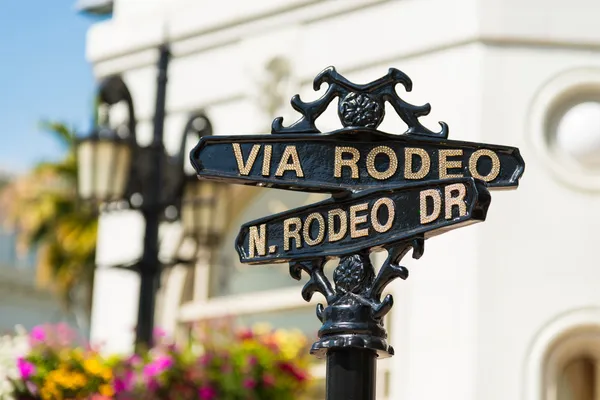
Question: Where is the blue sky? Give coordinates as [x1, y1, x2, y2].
[0, 1, 100, 173]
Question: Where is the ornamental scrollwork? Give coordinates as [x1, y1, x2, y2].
[289, 238, 425, 358]
[272, 66, 448, 138]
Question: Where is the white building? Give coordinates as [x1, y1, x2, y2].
[83, 1, 600, 399]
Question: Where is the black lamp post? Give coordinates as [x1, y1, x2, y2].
[76, 45, 226, 348]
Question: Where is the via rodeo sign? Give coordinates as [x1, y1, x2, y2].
[190, 67, 524, 360]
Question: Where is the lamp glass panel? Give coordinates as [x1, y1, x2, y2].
[77, 141, 94, 199]
[112, 143, 132, 200]
[92, 141, 131, 201]
[182, 181, 228, 242]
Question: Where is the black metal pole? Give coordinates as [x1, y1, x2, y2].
[135, 44, 170, 348]
[326, 349, 377, 400]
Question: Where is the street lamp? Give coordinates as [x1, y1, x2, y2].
[77, 76, 135, 204]
[76, 45, 228, 348]
[180, 114, 230, 249]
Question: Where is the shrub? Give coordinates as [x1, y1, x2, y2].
[5, 322, 313, 400]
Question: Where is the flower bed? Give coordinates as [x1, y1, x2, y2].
[1, 322, 313, 400]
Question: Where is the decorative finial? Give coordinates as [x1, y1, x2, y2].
[272, 66, 448, 138]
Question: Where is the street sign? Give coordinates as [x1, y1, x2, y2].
[190, 65, 525, 400]
[236, 177, 490, 264]
[191, 128, 524, 193]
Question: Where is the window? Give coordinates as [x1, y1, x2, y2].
[528, 68, 600, 191]
[557, 356, 596, 400]
[544, 328, 600, 400]
[550, 99, 600, 172]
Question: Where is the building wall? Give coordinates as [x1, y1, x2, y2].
[85, 0, 600, 399]
[476, 43, 600, 400]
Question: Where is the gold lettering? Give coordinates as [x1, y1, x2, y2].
[469, 149, 501, 182]
[420, 189, 442, 224]
[404, 147, 431, 180]
[334, 147, 360, 178]
[328, 209, 347, 242]
[275, 146, 304, 177]
[444, 183, 467, 220]
[366, 146, 398, 180]
[283, 217, 302, 250]
[232, 143, 261, 176]
[248, 224, 267, 258]
[350, 203, 369, 238]
[439, 149, 463, 179]
[303, 213, 325, 246]
[262, 145, 272, 176]
[371, 198, 395, 233]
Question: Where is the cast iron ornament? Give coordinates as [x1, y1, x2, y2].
[290, 240, 422, 358]
[272, 66, 449, 138]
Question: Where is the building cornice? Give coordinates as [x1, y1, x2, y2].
[86, 0, 393, 65]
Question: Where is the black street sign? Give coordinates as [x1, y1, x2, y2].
[190, 66, 525, 399]
[236, 177, 490, 264]
[190, 128, 524, 193]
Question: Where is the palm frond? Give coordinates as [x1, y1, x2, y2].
[38, 120, 77, 149]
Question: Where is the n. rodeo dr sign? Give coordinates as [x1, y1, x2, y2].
[236, 177, 490, 263]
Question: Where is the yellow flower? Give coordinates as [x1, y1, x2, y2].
[40, 381, 61, 400]
[99, 383, 115, 397]
[71, 371, 88, 388]
[71, 348, 84, 361]
[252, 323, 273, 336]
[272, 329, 308, 360]
[83, 357, 113, 381]
[84, 358, 104, 375]
[100, 367, 113, 381]
[47, 367, 87, 390]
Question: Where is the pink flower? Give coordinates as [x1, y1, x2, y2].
[147, 378, 159, 391]
[25, 381, 37, 394]
[127, 354, 142, 366]
[155, 356, 173, 370]
[29, 326, 45, 343]
[198, 386, 217, 400]
[278, 361, 309, 382]
[199, 353, 213, 366]
[262, 374, 275, 387]
[54, 323, 76, 346]
[247, 356, 258, 366]
[243, 378, 256, 389]
[143, 355, 173, 379]
[238, 329, 254, 340]
[114, 371, 134, 393]
[153, 327, 167, 338]
[17, 357, 35, 379]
